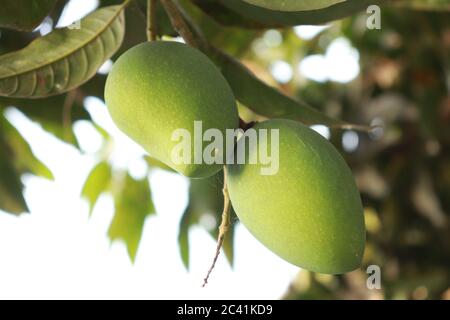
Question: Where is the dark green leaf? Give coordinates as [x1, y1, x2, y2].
[81, 161, 112, 215]
[1, 116, 53, 180]
[0, 0, 57, 31]
[0, 5, 126, 98]
[0, 142, 28, 214]
[108, 174, 155, 262]
[193, 0, 383, 29]
[0, 116, 28, 214]
[178, 205, 192, 269]
[212, 49, 357, 128]
[0, 155, 28, 215]
[0, 112, 54, 214]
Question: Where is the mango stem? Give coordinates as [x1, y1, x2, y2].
[147, 0, 158, 41]
[202, 166, 231, 287]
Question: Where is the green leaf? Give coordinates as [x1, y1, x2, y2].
[1, 116, 53, 180]
[178, 172, 236, 269]
[0, 0, 57, 31]
[0, 5, 126, 98]
[0, 113, 54, 215]
[108, 174, 155, 262]
[178, 205, 192, 269]
[193, 0, 383, 28]
[81, 161, 112, 215]
[212, 49, 360, 128]
[242, 0, 346, 12]
[0, 155, 28, 215]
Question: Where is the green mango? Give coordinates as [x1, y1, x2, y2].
[227, 119, 365, 274]
[105, 41, 239, 178]
[242, 0, 345, 12]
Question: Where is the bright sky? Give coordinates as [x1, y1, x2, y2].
[0, 0, 362, 300]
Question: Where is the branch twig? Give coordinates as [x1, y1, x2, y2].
[62, 90, 77, 141]
[160, 0, 197, 47]
[202, 166, 232, 287]
[147, 0, 158, 41]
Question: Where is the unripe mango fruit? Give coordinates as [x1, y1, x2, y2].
[242, 0, 345, 12]
[105, 41, 239, 178]
[227, 119, 365, 274]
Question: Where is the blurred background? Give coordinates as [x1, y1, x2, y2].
[0, 0, 449, 299]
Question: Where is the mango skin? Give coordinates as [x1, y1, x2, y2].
[242, 0, 345, 12]
[105, 41, 239, 178]
[227, 119, 365, 274]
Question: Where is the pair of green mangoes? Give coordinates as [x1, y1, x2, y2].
[105, 41, 365, 274]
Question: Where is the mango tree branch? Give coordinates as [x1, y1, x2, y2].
[62, 89, 77, 141]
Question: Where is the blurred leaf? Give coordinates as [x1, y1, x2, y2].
[0, 112, 54, 214]
[178, 204, 192, 269]
[0, 154, 28, 215]
[0, 140, 27, 215]
[193, 0, 382, 28]
[1, 117, 53, 180]
[108, 174, 155, 262]
[0, 0, 57, 31]
[81, 161, 112, 215]
[0, 94, 63, 216]
[101, 0, 177, 47]
[0, 5, 126, 98]
[179, 172, 236, 269]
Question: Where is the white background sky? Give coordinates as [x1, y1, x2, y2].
[0, 0, 363, 299]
